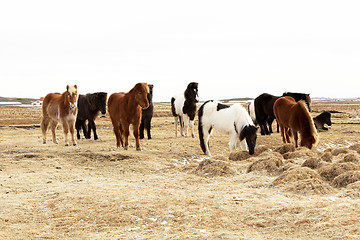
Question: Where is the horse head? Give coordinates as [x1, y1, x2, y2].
[134, 83, 150, 109]
[147, 84, 154, 103]
[240, 125, 258, 155]
[300, 134, 318, 150]
[66, 85, 78, 109]
[185, 82, 199, 103]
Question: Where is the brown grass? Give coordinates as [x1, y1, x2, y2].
[318, 162, 360, 182]
[331, 171, 360, 188]
[246, 152, 283, 175]
[2, 101, 360, 239]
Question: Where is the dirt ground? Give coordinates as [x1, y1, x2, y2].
[1, 100, 360, 239]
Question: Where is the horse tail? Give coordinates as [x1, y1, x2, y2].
[198, 100, 211, 154]
[171, 97, 177, 117]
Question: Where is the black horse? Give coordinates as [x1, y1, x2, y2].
[75, 92, 107, 140]
[140, 84, 154, 139]
[254, 92, 311, 135]
[313, 111, 332, 131]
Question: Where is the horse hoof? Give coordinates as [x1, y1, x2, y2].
[65, 143, 69, 146]
[136, 148, 142, 151]
[124, 147, 128, 150]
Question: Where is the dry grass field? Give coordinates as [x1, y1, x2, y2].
[1, 100, 360, 239]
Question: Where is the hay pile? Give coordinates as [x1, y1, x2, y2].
[246, 152, 283, 175]
[282, 147, 319, 160]
[321, 152, 333, 162]
[331, 147, 351, 156]
[194, 159, 236, 177]
[339, 152, 360, 164]
[301, 157, 325, 169]
[349, 143, 360, 154]
[331, 171, 360, 188]
[228, 145, 269, 161]
[273, 167, 334, 194]
[274, 144, 295, 155]
[318, 162, 360, 182]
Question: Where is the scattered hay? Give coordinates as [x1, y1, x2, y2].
[331, 147, 350, 156]
[331, 171, 360, 188]
[274, 144, 295, 155]
[228, 145, 270, 161]
[341, 181, 360, 198]
[273, 167, 322, 185]
[339, 152, 360, 164]
[246, 155, 283, 176]
[194, 159, 236, 177]
[318, 162, 360, 182]
[283, 147, 319, 160]
[284, 178, 334, 195]
[301, 158, 324, 169]
[321, 152, 333, 163]
[349, 143, 360, 154]
[229, 151, 251, 161]
[273, 167, 333, 194]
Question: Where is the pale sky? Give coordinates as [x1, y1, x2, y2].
[1, 0, 359, 102]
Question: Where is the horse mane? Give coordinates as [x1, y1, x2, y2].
[297, 101, 318, 145]
[129, 83, 149, 95]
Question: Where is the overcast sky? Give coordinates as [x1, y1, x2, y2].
[1, 1, 359, 102]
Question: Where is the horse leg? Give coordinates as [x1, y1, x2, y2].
[279, 125, 286, 143]
[174, 116, 178, 137]
[49, 120, 59, 144]
[133, 122, 141, 151]
[293, 130, 298, 148]
[139, 119, 145, 139]
[267, 118, 274, 134]
[229, 133, 238, 153]
[111, 119, 122, 148]
[183, 115, 190, 137]
[41, 116, 50, 144]
[285, 128, 292, 143]
[179, 116, 184, 136]
[89, 120, 98, 140]
[62, 120, 70, 146]
[146, 117, 152, 139]
[122, 123, 130, 150]
[203, 128, 212, 156]
[69, 120, 77, 146]
[75, 119, 81, 139]
[190, 119, 195, 138]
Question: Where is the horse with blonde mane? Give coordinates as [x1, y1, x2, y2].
[273, 96, 318, 149]
[41, 85, 78, 146]
[108, 83, 149, 150]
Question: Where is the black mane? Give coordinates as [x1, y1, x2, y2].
[140, 84, 154, 139]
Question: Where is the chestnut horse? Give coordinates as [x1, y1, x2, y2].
[41, 85, 78, 146]
[273, 96, 318, 149]
[108, 83, 149, 150]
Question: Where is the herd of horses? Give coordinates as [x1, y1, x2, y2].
[40, 82, 332, 156]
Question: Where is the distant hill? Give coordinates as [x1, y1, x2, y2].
[0, 97, 38, 104]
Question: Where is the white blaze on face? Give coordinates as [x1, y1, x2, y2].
[67, 85, 77, 96]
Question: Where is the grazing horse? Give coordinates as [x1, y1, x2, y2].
[75, 92, 107, 140]
[41, 85, 78, 146]
[282, 92, 311, 111]
[171, 82, 199, 138]
[108, 83, 149, 150]
[140, 84, 154, 140]
[198, 100, 257, 156]
[313, 111, 332, 131]
[254, 92, 312, 135]
[273, 96, 318, 149]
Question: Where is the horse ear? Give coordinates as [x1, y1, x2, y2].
[66, 85, 69, 91]
[74, 85, 77, 89]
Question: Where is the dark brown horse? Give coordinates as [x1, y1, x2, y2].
[41, 85, 78, 146]
[108, 83, 149, 150]
[273, 96, 318, 149]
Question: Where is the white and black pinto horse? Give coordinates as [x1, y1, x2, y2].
[171, 82, 199, 138]
[198, 100, 257, 156]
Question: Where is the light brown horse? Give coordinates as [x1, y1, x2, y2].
[273, 96, 319, 149]
[108, 83, 149, 150]
[41, 85, 78, 146]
